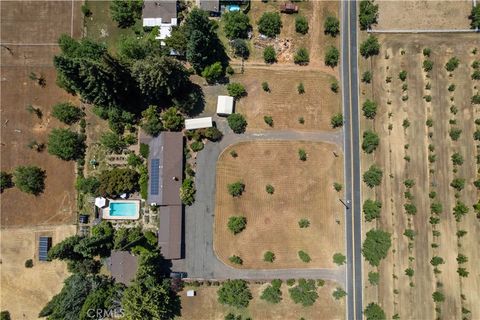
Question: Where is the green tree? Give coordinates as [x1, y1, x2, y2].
[180, 178, 196, 205]
[451, 152, 464, 166]
[288, 279, 318, 307]
[324, 16, 340, 36]
[257, 12, 282, 37]
[368, 272, 379, 285]
[263, 46, 277, 63]
[260, 281, 282, 303]
[450, 177, 465, 191]
[76, 176, 100, 195]
[264, 251, 276, 263]
[298, 218, 310, 228]
[141, 105, 163, 136]
[100, 132, 127, 154]
[161, 107, 184, 131]
[398, 70, 407, 81]
[264, 115, 274, 127]
[52, 102, 83, 125]
[445, 57, 460, 72]
[227, 181, 245, 197]
[47, 128, 85, 161]
[363, 165, 383, 188]
[332, 287, 347, 300]
[0, 171, 13, 193]
[363, 199, 382, 222]
[471, 4, 480, 29]
[331, 113, 344, 128]
[227, 114, 248, 133]
[333, 253, 346, 266]
[0, 311, 11, 320]
[298, 149, 307, 161]
[359, 0, 379, 30]
[231, 39, 249, 59]
[13, 166, 46, 195]
[423, 59, 434, 72]
[362, 229, 391, 266]
[203, 127, 223, 141]
[48, 235, 85, 261]
[362, 99, 377, 119]
[294, 47, 310, 65]
[360, 35, 380, 58]
[223, 11, 251, 39]
[362, 130, 380, 154]
[362, 71, 372, 83]
[432, 291, 445, 302]
[266, 184, 275, 194]
[110, 0, 142, 28]
[201, 62, 224, 84]
[227, 83, 247, 99]
[453, 201, 469, 221]
[117, 30, 162, 61]
[295, 15, 309, 34]
[325, 46, 340, 67]
[229, 255, 243, 265]
[228, 216, 247, 234]
[98, 168, 139, 196]
[298, 250, 311, 263]
[364, 302, 386, 320]
[217, 280, 252, 308]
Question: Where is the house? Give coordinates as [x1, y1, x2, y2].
[196, 0, 220, 15]
[185, 117, 213, 130]
[142, 0, 178, 40]
[147, 132, 184, 259]
[216, 95, 234, 116]
[108, 251, 138, 285]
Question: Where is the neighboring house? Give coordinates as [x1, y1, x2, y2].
[184, 117, 213, 130]
[216, 95, 234, 116]
[108, 251, 138, 285]
[147, 132, 184, 260]
[196, 0, 220, 15]
[142, 0, 178, 40]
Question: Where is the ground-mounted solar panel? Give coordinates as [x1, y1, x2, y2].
[38, 236, 51, 261]
[150, 159, 160, 195]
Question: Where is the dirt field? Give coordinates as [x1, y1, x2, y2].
[375, 0, 472, 30]
[214, 140, 344, 269]
[0, 225, 76, 319]
[0, 0, 83, 227]
[360, 34, 479, 320]
[179, 280, 345, 320]
[231, 67, 341, 132]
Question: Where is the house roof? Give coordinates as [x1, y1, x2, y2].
[158, 206, 182, 259]
[185, 117, 213, 130]
[196, 0, 220, 12]
[108, 251, 138, 285]
[148, 132, 184, 206]
[216, 95, 234, 115]
[143, 0, 177, 23]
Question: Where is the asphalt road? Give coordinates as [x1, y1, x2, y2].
[341, 1, 363, 319]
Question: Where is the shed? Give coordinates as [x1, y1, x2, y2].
[38, 236, 52, 261]
[187, 290, 196, 297]
[216, 95, 234, 116]
[184, 117, 213, 130]
[158, 206, 182, 259]
[108, 251, 139, 285]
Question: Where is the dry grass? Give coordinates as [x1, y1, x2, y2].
[214, 140, 344, 269]
[0, 225, 76, 319]
[179, 280, 345, 320]
[232, 68, 341, 131]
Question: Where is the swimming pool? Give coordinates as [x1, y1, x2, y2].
[103, 200, 140, 220]
[226, 5, 240, 11]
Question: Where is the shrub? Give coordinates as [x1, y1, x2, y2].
[127, 154, 143, 167]
[13, 166, 46, 195]
[363, 199, 382, 222]
[48, 128, 86, 160]
[229, 255, 243, 265]
[363, 165, 383, 188]
[264, 251, 275, 262]
[180, 178, 196, 205]
[430, 256, 444, 266]
[457, 254, 468, 264]
[362, 130, 379, 154]
[262, 82, 270, 92]
[362, 229, 392, 266]
[298, 251, 311, 263]
[52, 102, 83, 125]
[445, 57, 460, 72]
[472, 70, 480, 80]
[110, 0, 142, 28]
[288, 279, 318, 306]
[330, 81, 339, 92]
[161, 107, 184, 131]
[402, 118, 410, 128]
[294, 48, 310, 65]
[98, 168, 139, 196]
[231, 39, 249, 59]
[226, 65, 234, 75]
[25, 259, 34, 268]
[453, 201, 469, 221]
[451, 152, 464, 166]
[362, 71, 372, 83]
[257, 12, 282, 37]
[473, 92, 480, 104]
[228, 216, 247, 234]
[265, 184, 275, 194]
[324, 16, 340, 36]
[450, 178, 465, 191]
[404, 203, 417, 215]
[228, 181, 245, 197]
[297, 82, 305, 94]
[430, 202, 443, 214]
[263, 46, 277, 63]
[362, 99, 377, 119]
[230, 150, 238, 158]
[100, 131, 126, 154]
[227, 83, 246, 99]
[364, 303, 386, 320]
[432, 291, 445, 302]
[332, 287, 347, 300]
[298, 117, 305, 124]
[331, 113, 344, 128]
[298, 149, 307, 161]
[295, 15, 309, 34]
[404, 179, 415, 188]
[298, 218, 310, 228]
[423, 60, 434, 72]
[139, 143, 149, 158]
[217, 279, 252, 308]
[190, 141, 204, 152]
[368, 271, 379, 285]
[203, 127, 223, 142]
[333, 182, 342, 192]
[260, 282, 282, 303]
[227, 114, 247, 133]
[398, 70, 407, 81]
[457, 268, 469, 277]
[448, 84, 456, 92]
[360, 35, 380, 58]
[333, 253, 346, 266]
[286, 279, 295, 286]
[325, 46, 340, 67]
[423, 48, 432, 57]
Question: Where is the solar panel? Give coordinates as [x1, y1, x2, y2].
[150, 159, 160, 195]
[38, 237, 51, 261]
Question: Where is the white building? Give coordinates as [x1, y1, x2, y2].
[142, 0, 178, 40]
[216, 95, 234, 116]
[184, 117, 213, 130]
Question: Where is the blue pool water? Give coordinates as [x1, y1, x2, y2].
[227, 5, 240, 11]
[109, 202, 138, 217]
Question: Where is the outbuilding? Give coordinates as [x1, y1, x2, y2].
[216, 95, 234, 116]
[184, 117, 213, 130]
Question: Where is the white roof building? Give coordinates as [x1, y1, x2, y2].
[184, 117, 213, 130]
[216, 95, 234, 115]
[142, 0, 178, 40]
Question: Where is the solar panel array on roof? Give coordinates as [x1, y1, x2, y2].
[38, 236, 52, 262]
[150, 159, 160, 195]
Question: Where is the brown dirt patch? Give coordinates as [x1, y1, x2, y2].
[0, 225, 76, 319]
[375, 0, 472, 30]
[179, 281, 345, 320]
[214, 140, 344, 269]
[232, 68, 341, 131]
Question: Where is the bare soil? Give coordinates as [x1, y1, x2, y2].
[214, 140, 344, 269]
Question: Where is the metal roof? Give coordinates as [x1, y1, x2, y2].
[158, 206, 182, 259]
[216, 95, 234, 115]
[184, 117, 213, 130]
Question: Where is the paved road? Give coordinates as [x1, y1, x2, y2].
[184, 125, 345, 285]
[341, 1, 363, 320]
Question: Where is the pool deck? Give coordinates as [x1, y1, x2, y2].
[102, 200, 141, 220]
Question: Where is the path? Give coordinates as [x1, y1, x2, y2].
[184, 122, 345, 285]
